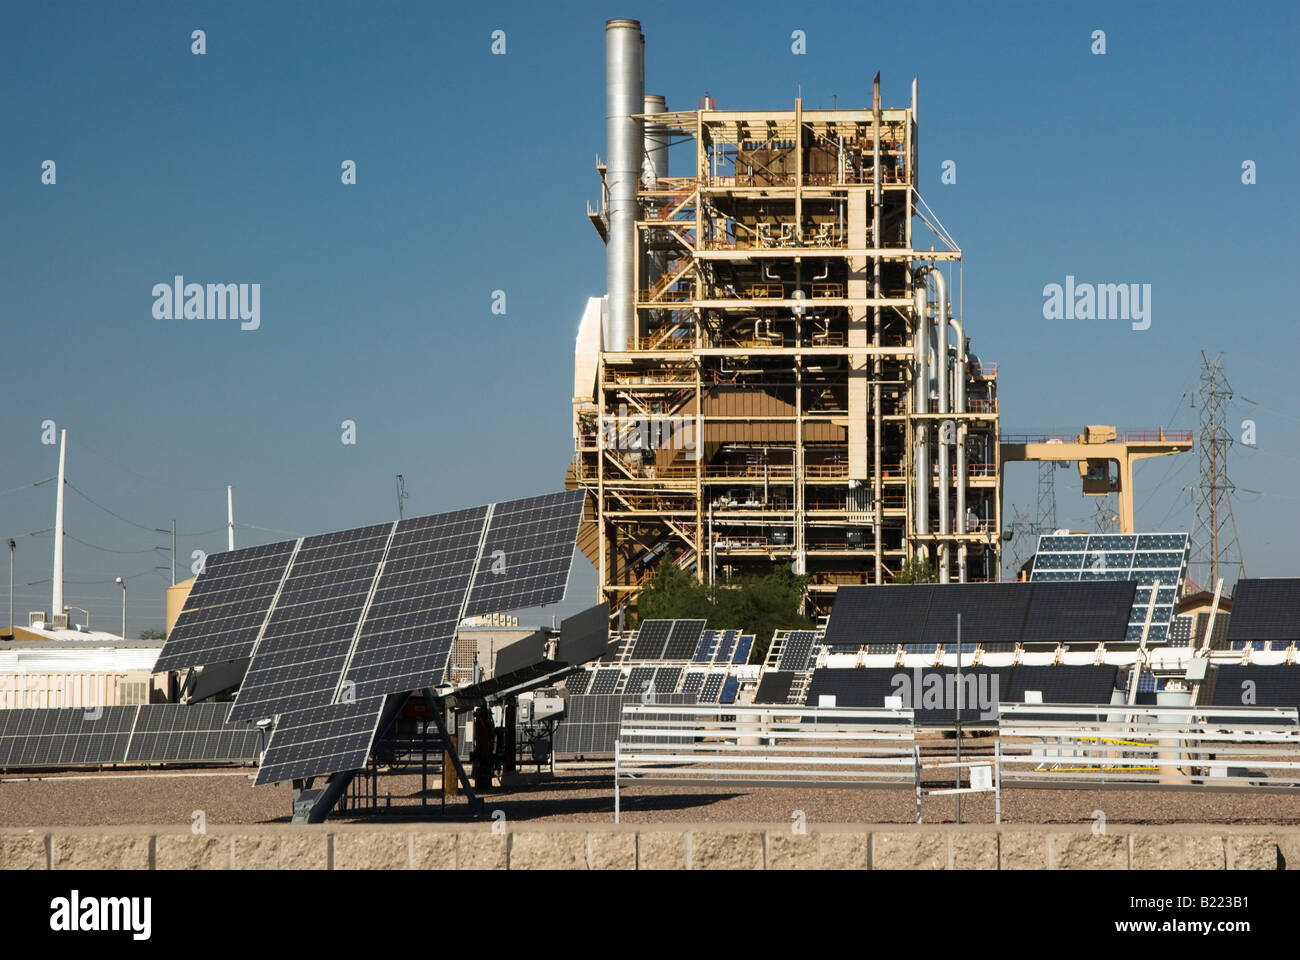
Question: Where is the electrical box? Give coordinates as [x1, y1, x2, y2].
[532, 696, 564, 721]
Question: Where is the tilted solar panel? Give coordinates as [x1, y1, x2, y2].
[663, 619, 707, 660]
[630, 620, 672, 660]
[462, 491, 585, 616]
[228, 523, 393, 721]
[1226, 579, 1300, 644]
[155, 539, 297, 671]
[339, 507, 486, 703]
[255, 696, 387, 786]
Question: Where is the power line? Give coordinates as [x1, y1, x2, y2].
[65, 534, 167, 556]
[65, 481, 168, 534]
[0, 476, 55, 496]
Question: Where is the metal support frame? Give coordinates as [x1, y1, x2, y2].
[426, 687, 484, 812]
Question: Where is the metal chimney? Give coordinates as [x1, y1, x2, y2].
[604, 19, 644, 352]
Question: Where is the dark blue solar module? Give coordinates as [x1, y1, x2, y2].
[714, 630, 738, 664]
[733, 635, 754, 664]
[691, 630, 717, 663]
[627, 666, 657, 696]
[719, 676, 739, 704]
[565, 670, 592, 695]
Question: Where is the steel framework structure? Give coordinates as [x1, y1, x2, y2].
[569, 28, 1003, 619]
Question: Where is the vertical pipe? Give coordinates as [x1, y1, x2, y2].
[52, 428, 66, 618]
[912, 285, 929, 545]
[642, 94, 668, 293]
[227, 485, 235, 551]
[605, 19, 644, 352]
[949, 317, 968, 582]
[871, 74, 883, 583]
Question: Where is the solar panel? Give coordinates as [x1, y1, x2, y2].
[155, 539, 297, 671]
[1226, 579, 1300, 645]
[653, 667, 682, 694]
[565, 669, 592, 695]
[1211, 666, 1300, 717]
[663, 620, 707, 660]
[732, 635, 754, 664]
[691, 630, 718, 663]
[462, 491, 585, 616]
[682, 671, 706, 698]
[552, 694, 694, 755]
[824, 584, 934, 649]
[719, 676, 740, 704]
[340, 507, 487, 703]
[124, 703, 262, 764]
[0, 706, 138, 768]
[753, 670, 795, 704]
[699, 672, 726, 703]
[1028, 532, 1189, 643]
[590, 668, 621, 695]
[713, 629, 738, 664]
[626, 666, 657, 697]
[777, 630, 817, 670]
[631, 620, 673, 660]
[255, 696, 386, 785]
[161, 490, 585, 785]
[228, 523, 393, 721]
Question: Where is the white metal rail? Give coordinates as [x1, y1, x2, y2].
[614, 703, 917, 823]
[997, 702, 1300, 791]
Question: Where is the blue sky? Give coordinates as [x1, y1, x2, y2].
[2, 1, 1296, 636]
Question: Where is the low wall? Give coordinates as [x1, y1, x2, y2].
[2, 823, 1298, 869]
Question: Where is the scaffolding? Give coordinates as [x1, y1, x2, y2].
[569, 27, 1003, 619]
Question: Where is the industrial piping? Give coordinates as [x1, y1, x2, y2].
[604, 19, 643, 352]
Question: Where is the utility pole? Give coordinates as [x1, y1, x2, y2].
[227, 486, 235, 552]
[395, 475, 408, 521]
[52, 428, 67, 618]
[171, 520, 176, 586]
[1191, 352, 1244, 589]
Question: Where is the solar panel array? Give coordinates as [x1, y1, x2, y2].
[589, 668, 621, 695]
[825, 581, 1136, 650]
[564, 670, 592, 695]
[1169, 614, 1194, 648]
[732, 635, 754, 664]
[629, 619, 707, 660]
[1029, 532, 1190, 643]
[552, 694, 694, 756]
[1211, 665, 1300, 719]
[0, 704, 261, 768]
[155, 490, 585, 785]
[1226, 579, 1300, 646]
[801, 665, 1119, 724]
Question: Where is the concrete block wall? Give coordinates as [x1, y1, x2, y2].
[1, 824, 1295, 870]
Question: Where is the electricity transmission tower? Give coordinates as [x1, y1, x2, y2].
[1036, 461, 1057, 533]
[1190, 352, 1245, 589]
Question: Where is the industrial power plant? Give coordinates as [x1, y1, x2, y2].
[2, 13, 1299, 883]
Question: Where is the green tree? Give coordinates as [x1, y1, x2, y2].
[635, 562, 812, 664]
[892, 556, 937, 584]
[139, 628, 166, 641]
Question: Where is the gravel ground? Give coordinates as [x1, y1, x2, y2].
[5, 764, 1300, 827]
